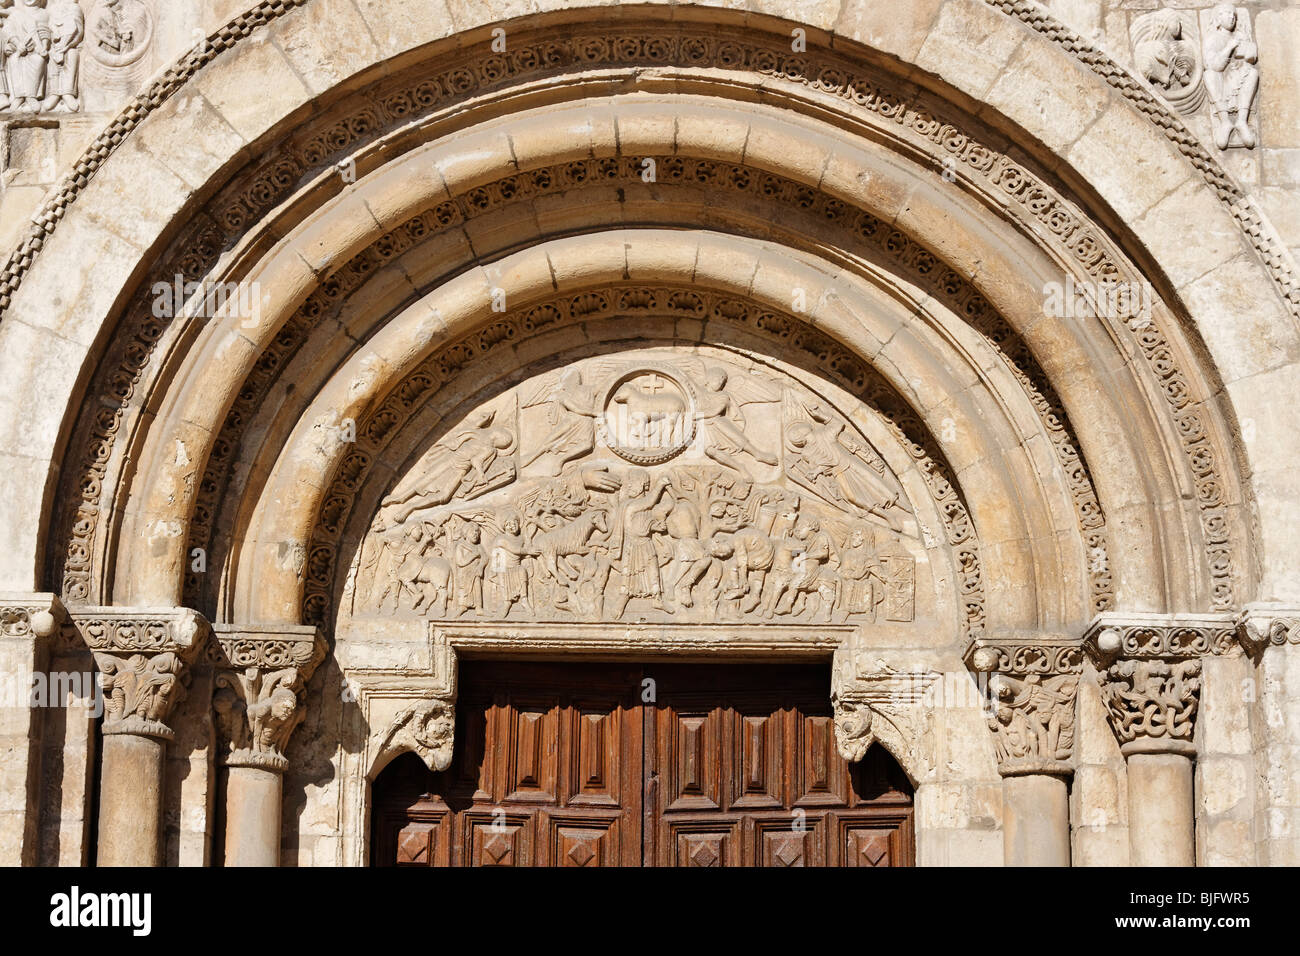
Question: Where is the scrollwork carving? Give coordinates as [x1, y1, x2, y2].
[1083, 613, 1227, 755]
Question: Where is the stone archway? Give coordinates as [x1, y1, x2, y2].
[2, 0, 1296, 869]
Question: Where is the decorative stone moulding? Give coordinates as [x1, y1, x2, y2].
[0, 591, 66, 640]
[68, 606, 208, 739]
[1083, 612, 1236, 758]
[208, 624, 325, 773]
[967, 633, 1082, 778]
[1238, 604, 1300, 655]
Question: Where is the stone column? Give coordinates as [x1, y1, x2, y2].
[211, 625, 324, 868]
[1240, 605, 1300, 865]
[0, 594, 65, 866]
[73, 607, 207, 867]
[1084, 613, 1235, 868]
[968, 635, 1080, 867]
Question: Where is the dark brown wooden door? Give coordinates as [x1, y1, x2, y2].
[371, 661, 914, 867]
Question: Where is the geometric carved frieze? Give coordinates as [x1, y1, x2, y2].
[209, 625, 325, 773]
[1083, 613, 1235, 757]
[967, 633, 1082, 777]
[68, 606, 208, 740]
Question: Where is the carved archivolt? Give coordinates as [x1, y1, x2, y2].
[39, 18, 1240, 620]
[182, 158, 1112, 620]
[310, 302, 980, 636]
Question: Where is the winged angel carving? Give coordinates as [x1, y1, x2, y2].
[352, 353, 921, 626]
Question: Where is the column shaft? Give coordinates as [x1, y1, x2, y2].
[1127, 751, 1196, 867]
[97, 733, 165, 867]
[224, 766, 283, 867]
[1002, 774, 1070, 866]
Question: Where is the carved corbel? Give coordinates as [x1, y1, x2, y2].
[377, 697, 457, 773]
[209, 625, 326, 773]
[1238, 604, 1300, 656]
[966, 634, 1081, 777]
[1083, 613, 1234, 757]
[830, 657, 937, 779]
[70, 606, 208, 740]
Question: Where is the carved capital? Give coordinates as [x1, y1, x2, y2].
[72, 607, 208, 739]
[967, 633, 1081, 777]
[1083, 613, 1230, 756]
[378, 697, 457, 773]
[210, 625, 325, 772]
[0, 592, 66, 642]
[1238, 604, 1300, 655]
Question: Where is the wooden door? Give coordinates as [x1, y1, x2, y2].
[372, 662, 643, 867]
[371, 661, 914, 866]
[645, 663, 914, 867]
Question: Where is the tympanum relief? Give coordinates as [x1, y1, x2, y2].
[349, 350, 923, 628]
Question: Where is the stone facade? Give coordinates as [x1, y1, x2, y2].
[0, 0, 1297, 867]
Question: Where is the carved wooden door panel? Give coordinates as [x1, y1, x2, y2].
[372, 662, 913, 866]
[373, 661, 643, 866]
[645, 663, 915, 867]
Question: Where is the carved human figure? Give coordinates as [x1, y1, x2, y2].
[1203, 4, 1259, 149]
[384, 409, 514, 523]
[486, 514, 532, 617]
[42, 0, 80, 111]
[94, 0, 133, 53]
[695, 367, 778, 474]
[450, 523, 485, 616]
[1134, 10, 1197, 93]
[4, 0, 51, 113]
[608, 469, 672, 616]
[786, 404, 901, 527]
[838, 529, 888, 619]
[524, 369, 602, 476]
[775, 519, 842, 621]
[0, 1, 11, 110]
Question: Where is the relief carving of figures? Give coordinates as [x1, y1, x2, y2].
[89, 0, 150, 67]
[986, 672, 1078, 774]
[1099, 657, 1202, 748]
[352, 352, 922, 627]
[0, 0, 85, 113]
[382, 405, 517, 523]
[1202, 4, 1258, 149]
[213, 666, 307, 771]
[95, 650, 188, 738]
[1131, 9, 1205, 115]
[784, 399, 907, 532]
[2, 0, 51, 112]
[379, 698, 456, 773]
